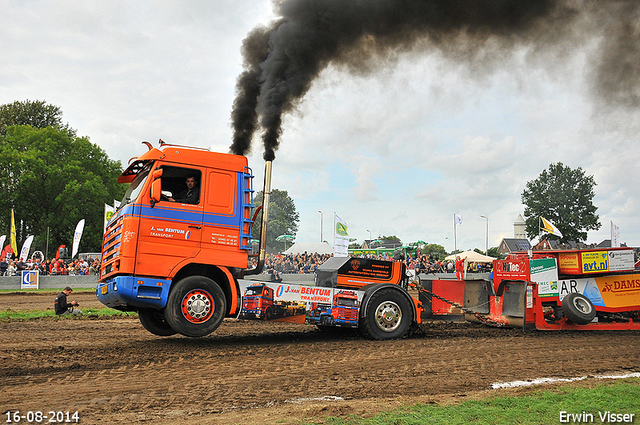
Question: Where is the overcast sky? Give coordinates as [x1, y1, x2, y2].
[2, 0, 639, 252]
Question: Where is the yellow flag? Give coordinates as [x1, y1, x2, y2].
[10, 209, 18, 255]
[541, 217, 563, 238]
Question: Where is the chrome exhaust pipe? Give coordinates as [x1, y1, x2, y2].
[244, 160, 272, 275]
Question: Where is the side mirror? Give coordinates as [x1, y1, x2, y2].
[150, 168, 163, 207]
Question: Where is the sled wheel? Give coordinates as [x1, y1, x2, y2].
[165, 276, 226, 337]
[562, 293, 596, 325]
[138, 308, 177, 336]
[360, 289, 412, 340]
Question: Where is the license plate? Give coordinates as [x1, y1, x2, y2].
[101, 286, 108, 295]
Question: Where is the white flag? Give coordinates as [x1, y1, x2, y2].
[0, 236, 5, 254]
[334, 214, 349, 257]
[455, 214, 463, 226]
[611, 221, 620, 247]
[72, 219, 85, 258]
[104, 204, 116, 232]
[540, 217, 563, 238]
[19, 235, 34, 262]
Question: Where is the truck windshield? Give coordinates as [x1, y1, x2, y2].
[337, 297, 358, 307]
[120, 166, 150, 207]
[245, 286, 264, 296]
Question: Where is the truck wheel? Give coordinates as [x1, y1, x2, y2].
[165, 276, 226, 337]
[562, 293, 596, 325]
[265, 306, 273, 320]
[138, 308, 177, 336]
[360, 288, 412, 340]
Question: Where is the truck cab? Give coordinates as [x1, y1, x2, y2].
[97, 142, 255, 337]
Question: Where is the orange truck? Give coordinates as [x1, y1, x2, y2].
[307, 290, 359, 327]
[240, 283, 305, 319]
[96, 141, 422, 339]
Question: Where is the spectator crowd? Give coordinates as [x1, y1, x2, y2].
[255, 250, 492, 279]
[0, 256, 101, 276]
[2, 251, 491, 278]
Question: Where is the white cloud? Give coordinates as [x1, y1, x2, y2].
[1, 0, 638, 250]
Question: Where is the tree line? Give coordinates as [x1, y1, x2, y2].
[0, 100, 125, 257]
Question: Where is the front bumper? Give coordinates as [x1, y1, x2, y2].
[96, 276, 171, 310]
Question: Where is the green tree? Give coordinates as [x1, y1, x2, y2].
[251, 189, 299, 252]
[0, 125, 124, 255]
[521, 162, 601, 243]
[487, 246, 502, 259]
[422, 243, 447, 260]
[379, 235, 402, 247]
[0, 100, 75, 137]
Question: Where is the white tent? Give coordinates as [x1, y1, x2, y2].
[445, 250, 496, 263]
[283, 241, 333, 255]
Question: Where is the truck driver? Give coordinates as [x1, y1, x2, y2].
[167, 175, 200, 204]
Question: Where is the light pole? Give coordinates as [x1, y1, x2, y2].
[366, 229, 371, 244]
[318, 210, 323, 243]
[480, 215, 488, 255]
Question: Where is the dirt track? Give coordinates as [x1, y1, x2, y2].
[1, 291, 639, 424]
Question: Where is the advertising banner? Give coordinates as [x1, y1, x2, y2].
[608, 250, 635, 271]
[611, 221, 620, 248]
[530, 258, 558, 298]
[21, 270, 39, 289]
[581, 251, 608, 273]
[104, 204, 116, 232]
[10, 209, 18, 255]
[334, 214, 349, 257]
[237, 280, 363, 328]
[558, 273, 640, 309]
[72, 219, 85, 258]
[19, 235, 34, 262]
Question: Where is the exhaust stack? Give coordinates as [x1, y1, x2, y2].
[244, 160, 272, 275]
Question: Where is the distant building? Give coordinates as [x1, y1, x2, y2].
[535, 239, 627, 250]
[498, 214, 533, 255]
[498, 238, 532, 255]
[514, 214, 526, 239]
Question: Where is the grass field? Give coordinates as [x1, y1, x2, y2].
[313, 379, 640, 425]
[0, 307, 135, 320]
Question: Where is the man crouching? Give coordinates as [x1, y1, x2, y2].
[54, 286, 82, 315]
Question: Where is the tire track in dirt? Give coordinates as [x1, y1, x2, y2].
[1, 299, 640, 424]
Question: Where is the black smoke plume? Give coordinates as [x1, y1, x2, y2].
[230, 0, 640, 160]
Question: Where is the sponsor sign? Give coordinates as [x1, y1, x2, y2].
[529, 258, 558, 298]
[597, 274, 640, 308]
[21, 270, 39, 289]
[494, 258, 530, 280]
[558, 252, 581, 274]
[581, 251, 608, 273]
[237, 280, 364, 325]
[558, 273, 640, 308]
[608, 250, 635, 271]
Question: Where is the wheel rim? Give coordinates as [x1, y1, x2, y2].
[374, 301, 402, 332]
[572, 296, 593, 315]
[181, 289, 214, 323]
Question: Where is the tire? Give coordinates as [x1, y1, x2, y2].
[360, 288, 413, 340]
[138, 308, 177, 336]
[562, 293, 596, 325]
[165, 276, 226, 337]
